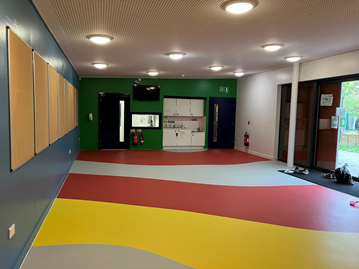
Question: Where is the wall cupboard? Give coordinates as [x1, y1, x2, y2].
[163, 98, 204, 117]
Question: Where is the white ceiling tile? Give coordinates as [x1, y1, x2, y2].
[32, 0, 359, 78]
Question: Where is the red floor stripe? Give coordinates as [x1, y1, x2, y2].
[59, 174, 359, 233]
[76, 149, 269, 165]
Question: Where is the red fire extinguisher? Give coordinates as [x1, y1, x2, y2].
[140, 132, 144, 145]
[133, 132, 138, 145]
[244, 132, 249, 146]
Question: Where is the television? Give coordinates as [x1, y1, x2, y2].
[133, 84, 160, 101]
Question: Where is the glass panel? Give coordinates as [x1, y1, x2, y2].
[119, 100, 125, 142]
[132, 114, 160, 128]
[278, 83, 314, 167]
[213, 104, 218, 142]
[337, 81, 359, 177]
[315, 83, 341, 170]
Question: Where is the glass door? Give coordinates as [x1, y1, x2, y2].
[315, 82, 342, 170]
[315, 80, 359, 177]
[278, 82, 315, 167]
[278, 77, 359, 177]
[336, 80, 359, 177]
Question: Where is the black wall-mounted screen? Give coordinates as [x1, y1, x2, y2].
[133, 84, 160, 101]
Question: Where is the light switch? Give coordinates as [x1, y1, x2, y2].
[8, 224, 15, 240]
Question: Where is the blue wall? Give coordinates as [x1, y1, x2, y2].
[0, 0, 80, 268]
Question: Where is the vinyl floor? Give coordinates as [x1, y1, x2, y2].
[21, 149, 359, 269]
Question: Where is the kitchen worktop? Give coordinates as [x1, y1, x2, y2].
[163, 128, 205, 133]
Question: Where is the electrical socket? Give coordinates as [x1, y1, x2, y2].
[69, 150, 72, 154]
[8, 224, 15, 240]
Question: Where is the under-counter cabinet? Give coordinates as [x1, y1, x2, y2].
[163, 129, 177, 146]
[163, 129, 192, 146]
[191, 132, 205, 146]
[177, 130, 192, 146]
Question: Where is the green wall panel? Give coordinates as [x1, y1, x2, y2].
[79, 78, 237, 150]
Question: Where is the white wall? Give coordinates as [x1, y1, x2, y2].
[235, 49, 359, 159]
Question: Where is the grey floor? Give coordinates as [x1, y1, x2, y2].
[21, 245, 194, 269]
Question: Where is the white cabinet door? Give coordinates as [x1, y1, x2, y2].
[163, 98, 177, 116]
[190, 99, 204, 117]
[191, 132, 205, 146]
[163, 129, 177, 146]
[177, 130, 191, 146]
[176, 99, 191, 116]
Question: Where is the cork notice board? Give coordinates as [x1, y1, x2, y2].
[48, 65, 58, 144]
[8, 29, 35, 170]
[34, 52, 49, 153]
[75, 88, 78, 127]
[70, 84, 75, 130]
[65, 80, 70, 133]
[58, 74, 65, 138]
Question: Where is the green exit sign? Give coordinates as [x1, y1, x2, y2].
[219, 86, 229, 93]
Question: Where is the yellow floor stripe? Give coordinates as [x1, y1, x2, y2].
[34, 199, 359, 269]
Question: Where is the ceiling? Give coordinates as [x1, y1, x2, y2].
[32, 0, 359, 79]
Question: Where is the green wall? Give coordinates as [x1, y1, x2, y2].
[79, 78, 237, 150]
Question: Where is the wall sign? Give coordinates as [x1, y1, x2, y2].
[339, 117, 346, 128]
[219, 86, 229, 93]
[320, 94, 333, 106]
[336, 107, 346, 117]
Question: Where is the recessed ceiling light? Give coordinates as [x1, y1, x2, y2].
[147, 71, 159, 76]
[210, 66, 224, 71]
[234, 72, 244, 77]
[86, 34, 113, 44]
[223, 1, 257, 14]
[261, 44, 284, 51]
[92, 63, 108, 69]
[285, 56, 302, 62]
[167, 52, 186, 59]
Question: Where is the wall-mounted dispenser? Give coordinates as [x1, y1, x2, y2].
[89, 113, 93, 121]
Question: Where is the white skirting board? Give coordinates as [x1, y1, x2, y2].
[163, 146, 204, 150]
[235, 146, 274, 160]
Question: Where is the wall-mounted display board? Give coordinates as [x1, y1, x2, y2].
[48, 65, 58, 144]
[58, 74, 65, 138]
[33, 52, 49, 154]
[75, 88, 78, 127]
[70, 84, 75, 130]
[65, 80, 70, 133]
[8, 29, 35, 170]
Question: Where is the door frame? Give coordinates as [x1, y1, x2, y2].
[313, 76, 359, 172]
[278, 74, 359, 173]
[208, 97, 236, 149]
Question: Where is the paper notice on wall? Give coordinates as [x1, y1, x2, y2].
[319, 119, 330, 129]
[179, 131, 186, 139]
[339, 117, 346, 128]
[320, 94, 333, 106]
[331, 116, 338, 129]
[336, 107, 346, 117]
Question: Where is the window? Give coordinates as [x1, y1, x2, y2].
[131, 113, 161, 129]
